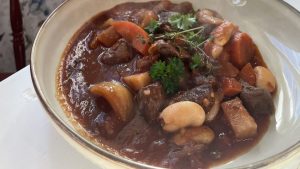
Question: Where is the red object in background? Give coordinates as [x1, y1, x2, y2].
[10, 0, 26, 71]
[1, 0, 26, 81]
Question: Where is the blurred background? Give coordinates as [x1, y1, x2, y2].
[0, 0, 63, 75]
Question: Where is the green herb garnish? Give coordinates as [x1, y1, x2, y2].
[169, 14, 196, 30]
[150, 58, 185, 94]
[145, 19, 160, 34]
[190, 54, 204, 70]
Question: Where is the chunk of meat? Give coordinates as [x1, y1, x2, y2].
[169, 84, 215, 112]
[101, 39, 133, 65]
[229, 32, 254, 69]
[170, 2, 194, 14]
[148, 40, 179, 57]
[239, 63, 256, 86]
[136, 55, 159, 72]
[172, 126, 215, 146]
[191, 74, 216, 87]
[216, 61, 239, 78]
[196, 9, 223, 25]
[240, 85, 275, 115]
[91, 111, 125, 139]
[166, 143, 206, 169]
[136, 83, 166, 123]
[221, 77, 242, 97]
[90, 26, 120, 48]
[221, 97, 257, 139]
[153, 0, 172, 14]
[130, 9, 158, 28]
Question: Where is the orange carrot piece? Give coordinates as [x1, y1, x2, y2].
[229, 32, 254, 69]
[222, 77, 242, 97]
[111, 21, 150, 55]
[239, 63, 256, 86]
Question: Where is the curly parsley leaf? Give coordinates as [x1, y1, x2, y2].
[149, 60, 166, 81]
[169, 14, 196, 30]
[150, 58, 185, 94]
[190, 54, 204, 70]
[145, 19, 160, 34]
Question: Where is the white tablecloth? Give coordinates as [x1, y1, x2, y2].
[0, 66, 99, 169]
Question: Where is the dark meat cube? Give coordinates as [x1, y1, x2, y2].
[153, 0, 172, 14]
[191, 73, 216, 87]
[221, 97, 257, 139]
[170, 2, 194, 14]
[136, 83, 166, 123]
[136, 55, 159, 72]
[169, 84, 215, 112]
[148, 40, 179, 57]
[101, 39, 133, 65]
[240, 85, 275, 115]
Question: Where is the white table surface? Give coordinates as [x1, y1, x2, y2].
[0, 66, 100, 169]
[1, 1, 300, 169]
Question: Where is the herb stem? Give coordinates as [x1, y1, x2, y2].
[154, 26, 205, 40]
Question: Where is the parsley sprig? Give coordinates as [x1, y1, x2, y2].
[147, 13, 215, 94]
[169, 14, 196, 30]
[150, 58, 185, 94]
[145, 19, 160, 34]
[190, 54, 204, 70]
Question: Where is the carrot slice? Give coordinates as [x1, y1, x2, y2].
[111, 21, 150, 55]
[239, 63, 256, 86]
[229, 32, 254, 69]
[222, 77, 242, 97]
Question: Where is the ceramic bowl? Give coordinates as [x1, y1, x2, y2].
[31, 0, 300, 168]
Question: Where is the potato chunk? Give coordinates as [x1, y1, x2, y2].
[123, 72, 151, 91]
[221, 97, 257, 139]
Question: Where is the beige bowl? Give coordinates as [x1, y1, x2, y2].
[31, 0, 300, 168]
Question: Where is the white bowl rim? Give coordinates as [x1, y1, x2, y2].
[30, 0, 300, 168]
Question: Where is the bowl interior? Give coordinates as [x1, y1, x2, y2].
[31, 0, 300, 168]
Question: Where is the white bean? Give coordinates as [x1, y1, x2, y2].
[159, 101, 205, 132]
